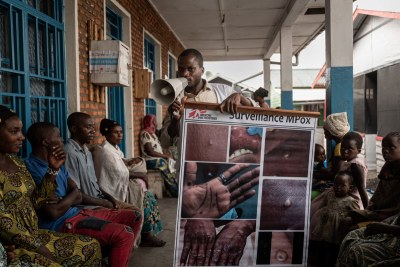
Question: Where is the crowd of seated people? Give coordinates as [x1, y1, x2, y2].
[0, 105, 103, 266]
[1, 42, 399, 267]
[309, 112, 400, 266]
[0, 48, 263, 266]
[2, 102, 400, 267]
[0, 105, 173, 266]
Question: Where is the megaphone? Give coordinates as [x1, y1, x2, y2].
[150, 78, 188, 106]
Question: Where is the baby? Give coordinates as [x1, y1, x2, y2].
[312, 143, 330, 199]
[312, 171, 360, 244]
[314, 143, 327, 171]
[310, 171, 360, 266]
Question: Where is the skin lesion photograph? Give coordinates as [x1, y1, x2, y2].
[259, 179, 307, 230]
[256, 231, 304, 265]
[263, 128, 311, 177]
[229, 126, 263, 164]
[180, 162, 260, 220]
[185, 123, 229, 162]
[178, 219, 257, 266]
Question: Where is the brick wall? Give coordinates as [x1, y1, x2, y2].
[77, 0, 106, 145]
[77, 0, 184, 155]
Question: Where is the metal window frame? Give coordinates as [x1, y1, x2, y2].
[105, 5, 126, 154]
[168, 54, 175, 79]
[144, 35, 157, 116]
[0, 0, 67, 158]
[145, 98, 157, 115]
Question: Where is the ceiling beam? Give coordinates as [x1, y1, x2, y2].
[264, 0, 312, 59]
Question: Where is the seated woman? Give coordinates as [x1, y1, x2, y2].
[92, 118, 166, 247]
[0, 105, 102, 266]
[140, 114, 178, 197]
[337, 212, 400, 266]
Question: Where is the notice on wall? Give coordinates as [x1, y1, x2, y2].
[174, 103, 319, 266]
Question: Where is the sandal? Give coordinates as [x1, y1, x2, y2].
[140, 234, 166, 247]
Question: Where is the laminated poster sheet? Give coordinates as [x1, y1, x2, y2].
[174, 103, 319, 267]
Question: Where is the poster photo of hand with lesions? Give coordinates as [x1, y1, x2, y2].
[174, 103, 319, 266]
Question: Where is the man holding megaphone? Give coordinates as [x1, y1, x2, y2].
[159, 48, 255, 142]
[155, 49, 258, 266]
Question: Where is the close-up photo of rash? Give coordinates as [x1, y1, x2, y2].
[180, 162, 260, 220]
[185, 123, 230, 162]
[184, 123, 264, 164]
[256, 231, 305, 265]
[263, 128, 311, 177]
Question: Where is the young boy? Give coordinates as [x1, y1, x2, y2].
[337, 132, 400, 266]
[349, 131, 400, 222]
[339, 131, 368, 209]
[25, 121, 142, 267]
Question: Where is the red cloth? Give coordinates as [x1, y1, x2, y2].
[143, 114, 156, 134]
[61, 208, 142, 267]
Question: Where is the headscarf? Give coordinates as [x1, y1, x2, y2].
[99, 118, 120, 136]
[0, 105, 18, 125]
[142, 114, 156, 134]
[324, 112, 350, 139]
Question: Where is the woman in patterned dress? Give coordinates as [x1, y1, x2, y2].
[140, 114, 178, 197]
[0, 105, 102, 267]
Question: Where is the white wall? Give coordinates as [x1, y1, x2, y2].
[354, 16, 400, 76]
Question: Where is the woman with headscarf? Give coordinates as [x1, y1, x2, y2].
[0, 105, 102, 266]
[323, 112, 351, 174]
[140, 114, 178, 197]
[92, 118, 166, 247]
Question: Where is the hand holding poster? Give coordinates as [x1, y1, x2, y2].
[174, 103, 319, 266]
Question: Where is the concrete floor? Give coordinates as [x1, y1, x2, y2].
[129, 197, 178, 267]
[128, 170, 379, 267]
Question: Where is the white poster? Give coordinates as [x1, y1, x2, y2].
[174, 105, 318, 266]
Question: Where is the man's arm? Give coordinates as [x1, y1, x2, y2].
[36, 178, 82, 221]
[37, 190, 80, 221]
[218, 93, 254, 114]
[80, 191, 114, 209]
[64, 147, 114, 208]
[64, 147, 82, 189]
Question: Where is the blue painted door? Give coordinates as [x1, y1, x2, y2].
[106, 7, 126, 154]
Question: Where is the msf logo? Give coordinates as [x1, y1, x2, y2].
[188, 109, 207, 119]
